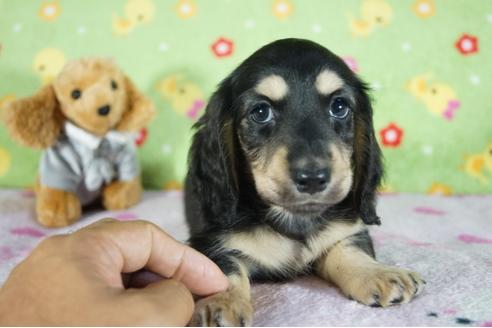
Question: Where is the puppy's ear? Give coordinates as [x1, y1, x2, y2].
[2, 85, 64, 149]
[352, 84, 383, 225]
[116, 75, 155, 132]
[187, 82, 239, 222]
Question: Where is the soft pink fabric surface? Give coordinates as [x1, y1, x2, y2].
[0, 190, 491, 326]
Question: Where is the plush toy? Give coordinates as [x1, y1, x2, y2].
[3, 58, 155, 227]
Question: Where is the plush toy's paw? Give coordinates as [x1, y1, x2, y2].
[36, 186, 81, 227]
[190, 292, 253, 327]
[342, 265, 425, 307]
[103, 177, 142, 210]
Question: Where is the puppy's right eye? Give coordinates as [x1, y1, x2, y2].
[71, 89, 82, 100]
[250, 103, 274, 124]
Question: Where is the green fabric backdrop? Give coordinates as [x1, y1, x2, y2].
[0, 0, 491, 194]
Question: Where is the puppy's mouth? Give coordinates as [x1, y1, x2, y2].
[276, 201, 329, 216]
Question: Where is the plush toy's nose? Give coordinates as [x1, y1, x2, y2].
[98, 105, 111, 116]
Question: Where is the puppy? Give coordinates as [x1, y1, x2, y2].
[185, 38, 424, 326]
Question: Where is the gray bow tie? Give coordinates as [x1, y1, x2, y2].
[84, 140, 117, 190]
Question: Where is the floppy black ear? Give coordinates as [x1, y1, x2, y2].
[352, 84, 383, 225]
[186, 81, 239, 225]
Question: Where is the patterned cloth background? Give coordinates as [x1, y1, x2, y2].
[0, 0, 491, 193]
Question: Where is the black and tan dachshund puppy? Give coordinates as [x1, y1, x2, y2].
[185, 38, 424, 326]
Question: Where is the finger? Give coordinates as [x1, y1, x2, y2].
[76, 219, 228, 295]
[115, 279, 194, 326]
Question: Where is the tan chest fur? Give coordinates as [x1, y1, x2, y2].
[222, 220, 365, 272]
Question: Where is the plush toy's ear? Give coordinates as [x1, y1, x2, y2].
[116, 75, 155, 132]
[2, 85, 64, 149]
[352, 83, 383, 225]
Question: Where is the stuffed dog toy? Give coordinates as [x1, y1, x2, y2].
[185, 39, 425, 326]
[3, 58, 155, 227]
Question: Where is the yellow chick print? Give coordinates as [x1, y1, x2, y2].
[463, 142, 492, 185]
[156, 75, 205, 120]
[427, 183, 453, 196]
[0, 147, 11, 177]
[406, 74, 460, 121]
[163, 180, 183, 191]
[32, 48, 66, 84]
[113, 0, 155, 36]
[349, 0, 393, 37]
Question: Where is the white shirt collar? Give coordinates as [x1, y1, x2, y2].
[64, 121, 136, 149]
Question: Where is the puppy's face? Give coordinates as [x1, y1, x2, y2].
[53, 59, 127, 136]
[231, 41, 367, 216]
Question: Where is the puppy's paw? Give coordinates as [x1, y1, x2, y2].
[343, 265, 425, 307]
[190, 292, 253, 327]
[102, 177, 142, 210]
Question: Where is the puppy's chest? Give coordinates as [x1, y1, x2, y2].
[222, 221, 363, 274]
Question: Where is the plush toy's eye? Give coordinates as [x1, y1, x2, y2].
[71, 89, 81, 100]
[111, 80, 118, 90]
[250, 103, 274, 124]
[329, 97, 350, 119]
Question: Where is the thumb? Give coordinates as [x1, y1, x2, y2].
[116, 279, 195, 326]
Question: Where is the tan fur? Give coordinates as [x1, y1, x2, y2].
[316, 238, 425, 307]
[191, 262, 253, 327]
[3, 58, 154, 227]
[250, 143, 352, 209]
[304, 220, 364, 260]
[35, 182, 81, 228]
[315, 69, 344, 95]
[2, 85, 63, 149]
[254, 74, 289, 101]
[205, 220, 367, 326]
[326, 143, 353, 204]
[250, 146, 290, 205]
[102, 176, 142, 210]
[223, 225, 299, 271]
[116, 76, 155, 132]
[224, 219, 364, 272]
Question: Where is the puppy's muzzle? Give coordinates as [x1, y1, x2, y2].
[98, 105, 111, 116]
[293, 168, 330, 194]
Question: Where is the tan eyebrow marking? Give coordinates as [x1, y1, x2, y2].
[315, 69, 344, 95]
[254, 74, 289, 101]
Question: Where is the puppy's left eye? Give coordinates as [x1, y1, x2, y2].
[250, 103, 274, 124]
[330, 97, 350, 119]
[111, 80, 118, 90]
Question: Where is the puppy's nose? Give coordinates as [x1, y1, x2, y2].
[293, 168, 330, 194]
[98, 105, 111, 116]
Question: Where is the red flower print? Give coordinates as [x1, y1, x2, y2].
[379, 123, 403, 147]
[135, 128, 148, 147]
[211, 37, 234, 57]
[455, 34, 478, 55]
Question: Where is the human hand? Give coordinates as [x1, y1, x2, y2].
[0, 219, 228, 326]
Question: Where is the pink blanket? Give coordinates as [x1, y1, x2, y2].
[0, 190, 491, 326]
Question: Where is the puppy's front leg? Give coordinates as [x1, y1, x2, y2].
[191, 262, 253, 327]
[316, 231, 425, 307]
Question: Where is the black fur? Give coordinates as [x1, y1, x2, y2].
[185, 38, 383, 279]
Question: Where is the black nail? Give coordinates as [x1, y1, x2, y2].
[390, 296, 403, 304]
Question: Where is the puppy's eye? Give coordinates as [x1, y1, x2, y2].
[329, 97, 350, 119]
[250, 103, 274, 124]
[111, 80, 118, 90]
[71, 89, 82, 100]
